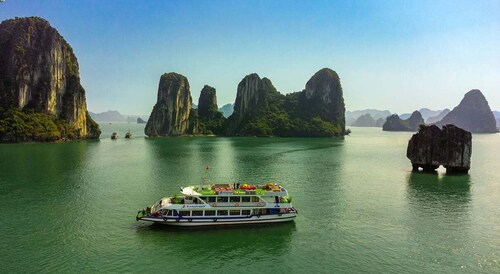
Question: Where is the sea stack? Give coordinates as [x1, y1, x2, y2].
[434, 89, 497, 133]
[407, 125, 472, 173]
[145, 73, 197, 136]
[0, 17, 100, 142]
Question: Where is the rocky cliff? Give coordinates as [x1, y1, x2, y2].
[434, 90, 497, 133]
[0, 17, 100, 141]
[198, 85, 219, 119]
[197, 85, 225, 135]
[145, 73, 195, 136]
[227, 74, 278, 134]
[227, 68, 346, 136]
[303, 68, 345, 131]
[407, 125, 472, 173]
[383, 111, 424, 132]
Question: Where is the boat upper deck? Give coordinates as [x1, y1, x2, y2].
[181, 183, 289, 197]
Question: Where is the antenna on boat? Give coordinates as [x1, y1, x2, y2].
[202, 165, 210, 185]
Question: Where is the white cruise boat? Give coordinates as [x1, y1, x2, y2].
[136, 183, 298, 226]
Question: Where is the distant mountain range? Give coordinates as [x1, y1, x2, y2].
[88, 106, 234, 124]
[219, 103, 234, 118]
[399, 108, 445, 121]
[346, 109, 391, 126]
[88, 111, 149, 123]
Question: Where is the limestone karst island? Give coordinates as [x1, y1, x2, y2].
[0, 17, 100, 142]
[0, 1, 499, 273]
[145, 69, 346, 137]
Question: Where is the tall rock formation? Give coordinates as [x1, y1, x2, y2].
[226, 68, 346, 137]
[145, 73, 195, 136]
[198, 85, 218, 119]
[434, 89, 497, 133]
[383, 111, 424, 132]
[303, 68, 345, 132]
[407, 125, 472, 173]
[197, 85, 226, 135]
[227, 74, 278, 134]
[0, 17, 100, 141]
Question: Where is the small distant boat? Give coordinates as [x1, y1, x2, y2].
[111, 132, 118, 140]
[125, 130, 132, 139]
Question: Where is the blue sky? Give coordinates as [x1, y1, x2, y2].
[1, 0, 499, 114]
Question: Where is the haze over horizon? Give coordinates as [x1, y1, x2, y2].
[1, 0, 498, 114]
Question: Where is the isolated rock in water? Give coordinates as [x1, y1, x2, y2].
[137, 117, 147, 124]
[145, 73, 195, 136]
[407, 125, 472, 173]
[352, 113, 376, 127]
[0, 17, 100, 140]
[198, 85, 219, 119]
[434, 90, 497, 133]
[383, 111, 424, 131]
[426, 109, 450, 124]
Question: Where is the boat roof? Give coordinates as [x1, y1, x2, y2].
[181, 183, 289, 197]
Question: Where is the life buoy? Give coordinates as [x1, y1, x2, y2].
[235, 203, 239, 207]
[256, 214, 261, 218]
[256, 202, 263, 207]
[213, 218, 217, 222]
[188, 218, 192, 222]
[211, 203, 217, 207]
[278, 213, 282, 216]
[176, 219, 180, 222]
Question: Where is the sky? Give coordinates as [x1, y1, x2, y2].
[0, 0, 499, 115]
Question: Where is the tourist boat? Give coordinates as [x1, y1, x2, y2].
[136, 183, 298, 226]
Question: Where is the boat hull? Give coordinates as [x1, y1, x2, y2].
[140, 213, 297, 227]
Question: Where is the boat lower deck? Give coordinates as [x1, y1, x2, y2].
[140, 212, 297, 226]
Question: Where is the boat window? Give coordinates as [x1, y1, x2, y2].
[204, 210, 216, 216]
[230, 196, 240, 203]
[199, 196, 207, 202]
[179, 211, 190, 216]
[242, 210, 251, 215]
[217, 196, 229, 203]
[241, 196, 251, 202]
[251, 196, 260, 202]
[217, 210, 228, 216]
[230, 210, 240, 216]
[192, 211, 203, 216]
[166, 210, 173, 216]
[208, 196, 216, 203]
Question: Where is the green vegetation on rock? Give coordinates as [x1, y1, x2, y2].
[0, 108, 81, 142]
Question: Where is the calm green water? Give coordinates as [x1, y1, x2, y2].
[0, 125, 498, 273]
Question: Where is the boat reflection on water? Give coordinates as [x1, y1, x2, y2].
[135, 221, 297, 268]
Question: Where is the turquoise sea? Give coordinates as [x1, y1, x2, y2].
[0, 125, 498, 273]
